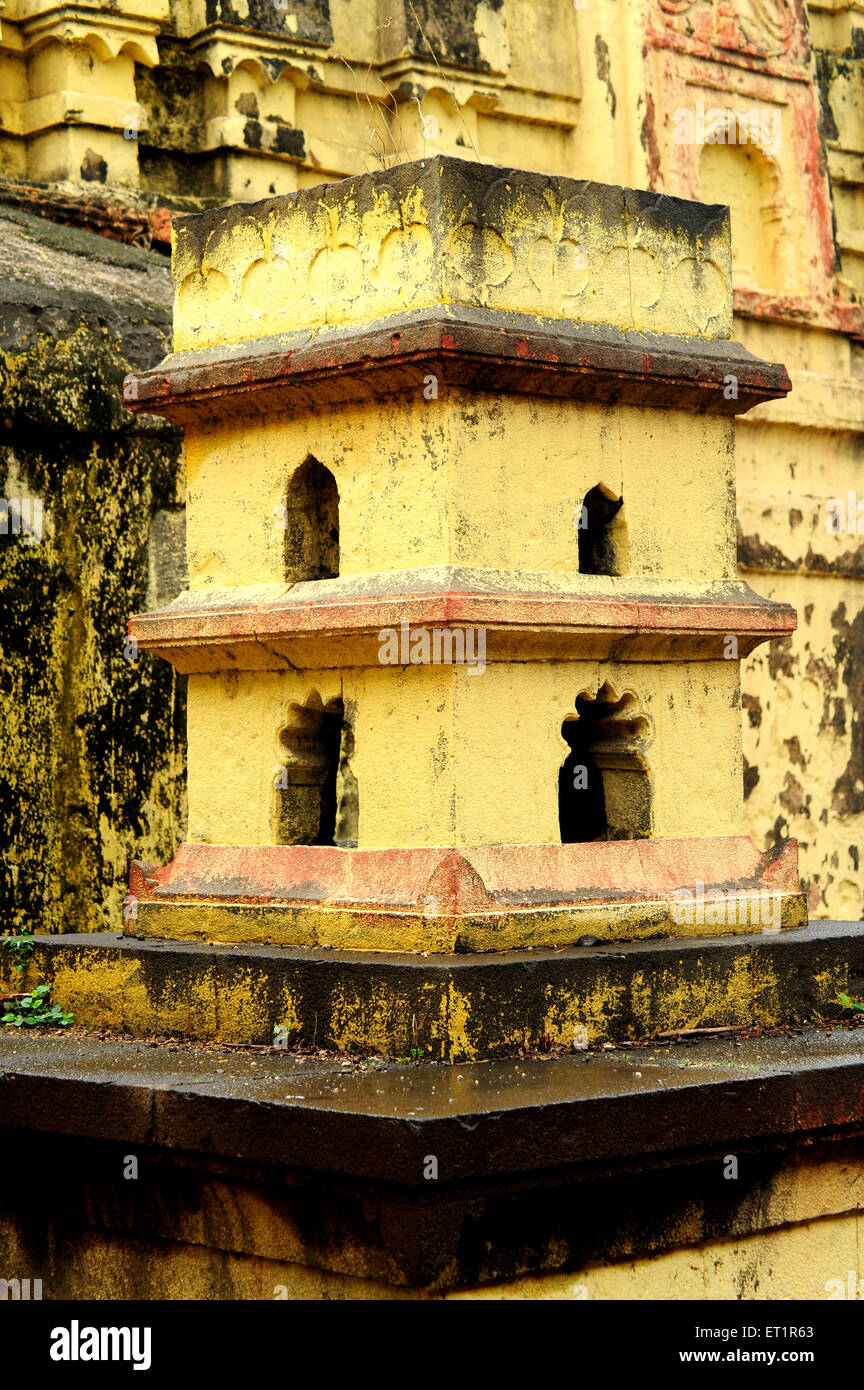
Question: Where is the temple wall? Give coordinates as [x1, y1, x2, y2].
[0, 211, 186, 934]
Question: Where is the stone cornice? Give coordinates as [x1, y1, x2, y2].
[126, 837, 806, 951]
[129, 570, 797, 671]
[124, 305, 791, 423]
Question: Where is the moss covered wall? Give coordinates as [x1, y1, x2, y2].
[0, 207, 186, 933]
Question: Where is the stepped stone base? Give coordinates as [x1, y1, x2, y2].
[129, 836, 807, 953]
[0, 1028, 862, 1298]
[5, 921, 860, 1062]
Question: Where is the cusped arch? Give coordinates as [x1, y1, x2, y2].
[559, 681, 653, 842]
[43, 31, 160, 66]
[213, 54, 310, 88]
[117, 38, 160, 67]
[228, 56, 273, 92]
[274, 691, 350, 847]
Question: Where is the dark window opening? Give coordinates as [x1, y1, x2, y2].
[559, 682, 651, 843]
[578, 484, 624, 576]
[275, 694, 358, 846]
[559, 718, 608, 843]
[284, 456, 339, 583]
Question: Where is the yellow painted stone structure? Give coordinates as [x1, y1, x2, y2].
[2, 0, 862, 927]
[125, 155, 807, 951]
[2, 0, 864, 1311]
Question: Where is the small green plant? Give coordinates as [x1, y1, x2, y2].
[836, 992, 864, 1015]
[1, 984, 73, 1029]
[409, 1046, 426, 1059]
[1, 927, 35, 981]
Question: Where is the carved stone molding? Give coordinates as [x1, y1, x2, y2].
[654, 0, 809, 70]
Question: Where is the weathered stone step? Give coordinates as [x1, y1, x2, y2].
[0, 1028, 862, 1296]
[3, 921, 862, 1062]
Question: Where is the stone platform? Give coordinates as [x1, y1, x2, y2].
[0, 1027, 862, 1297]
[5, 921, 863, 1062]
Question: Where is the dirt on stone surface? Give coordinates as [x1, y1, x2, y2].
[0, 205, 185, 941]
[0, 1021, 862, 1134]
[1, 1012, 862, 1073]
[0, 205, 173, 324]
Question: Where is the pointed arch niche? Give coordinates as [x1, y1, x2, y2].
[283, 456, 339, 584]
[577, 483, 627, 576]
[699, 139, 784, 293]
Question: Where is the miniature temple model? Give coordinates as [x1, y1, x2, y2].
[124, 156, 805, 952]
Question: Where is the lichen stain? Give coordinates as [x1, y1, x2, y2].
[830, 601, 864, 818]
[0, 327, 185, 933]
[594, 35, 617, 118]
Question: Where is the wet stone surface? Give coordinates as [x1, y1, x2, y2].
[0, 1025, 861, 1116]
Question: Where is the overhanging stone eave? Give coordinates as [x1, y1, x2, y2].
[126, 837, 807, 951]
[129, 581, 797, 671]
[133, 836, 802, 911]
[185, 20, 334, 55]
[122, 305, 791, 422]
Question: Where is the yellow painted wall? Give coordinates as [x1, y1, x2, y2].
[186, 654, 741, 849]
[453, 1212, 863, 1301]
[1, 1207, 858, 1300]
[0, 1148, 860, 1300]
[184, 396, 734, 589]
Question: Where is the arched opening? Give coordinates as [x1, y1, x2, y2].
[699, 139, 784, 293]
[274, 693, 358, 846]
[577, 484, 625, 576]
[283, 456, 339, 583]
[559, 681, 652, 842]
